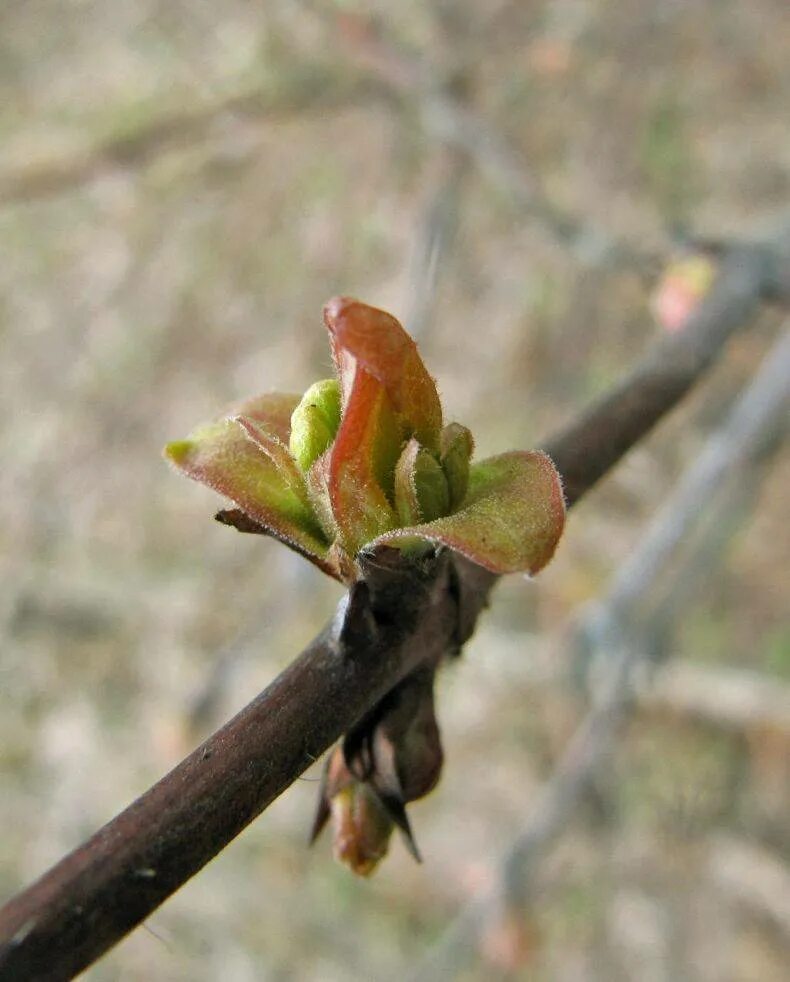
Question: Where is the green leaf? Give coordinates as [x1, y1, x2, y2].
[439, 422, 474, 509]
[370, 451, 565, 574]
[164, 395, 330, 565]
[394, 438, 450, 526]
[289, 379, 342, 472]
[234, 414, 311, 510]
[393, 439, 422, 527]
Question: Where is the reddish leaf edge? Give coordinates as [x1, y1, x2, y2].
[367, 450, 566, 576]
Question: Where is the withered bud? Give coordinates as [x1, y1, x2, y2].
[313, 668, 444, 875]
[310, 746, 393, 877]
[329, 782, 393, 877]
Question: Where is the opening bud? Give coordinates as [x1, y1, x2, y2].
[394, 438, 450, 526]
[440, 422, 474, 509]
[289, 379, 341, 472]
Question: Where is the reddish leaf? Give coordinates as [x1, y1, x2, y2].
[327, 367, 399, 554]
[323, 296, 442, 450]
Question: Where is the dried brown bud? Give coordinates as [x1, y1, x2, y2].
[312, 668, 444, 874]
[310, 745, 394, 876]
[329, 783, 393, 877]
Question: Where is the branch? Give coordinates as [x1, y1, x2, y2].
[579, 336, 790, 627]
[640, 660, 790, 735]
[0, 227, 787, 980]
[706, 834, 790, 940]
[543, 229, 790, 505]
[409, 323, 790, 979]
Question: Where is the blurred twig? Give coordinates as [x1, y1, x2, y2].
[542, 227, 790, 505]
[0, 69, 385, 207]
[640, 661, 790, 735]
[638, 431, 782, 663]
[580, 328, 790, 647]
[405, 149, 467, 340]
[409, 326, 790, 980]
[706, 834, 790, 940]
[0, 227, 788, 980]
[299, 6, 666, 271]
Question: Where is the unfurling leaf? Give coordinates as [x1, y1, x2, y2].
[165, 297, 565, 582]
[289, 379, 341, 472]
[394, 438, 450, 526]
[323, 296, 442, 451]
[327, 368, 400, 555]
[373, 451, 565, 575]
[439, 422, 474, 509]
[164, 394, 331, 569]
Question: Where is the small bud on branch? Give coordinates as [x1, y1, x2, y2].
[165, 297, 565, 584]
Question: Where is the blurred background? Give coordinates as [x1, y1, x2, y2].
[1, 2, 788, 979]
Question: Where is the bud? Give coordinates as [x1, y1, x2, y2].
[394, 438, 450, 526]
[289, 379, 341, 472]
[370, 667, 444, 805]
[330, 782, 393, 876]
[312, 669, 443, 874]
[310, 745, 393, 877]
[651, 251, 717, 334]
[414, 448, 451, 522]
[439, 422, 474, 509]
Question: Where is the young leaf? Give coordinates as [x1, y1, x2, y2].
[440, 422, 474, 509]
[234, 415, 311, 511]
[393, 439, 422, 527]
[289, 379, 342, 472]
[328, 367, 400, 554]
[164, 396, 330, 567]
[370, 451, 565, 575]
[323, 297, 442, 451]
[227, 392, 301, 443]
[393, 438, 450, 526]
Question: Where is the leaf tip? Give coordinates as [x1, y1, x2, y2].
[163, 439, 193, 467]
[322, 294, 357, 331]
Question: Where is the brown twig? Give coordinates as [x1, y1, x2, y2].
[541, 229, 790, 504]
[409, 324, 790, 981]
[0, 227, 788, 980]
